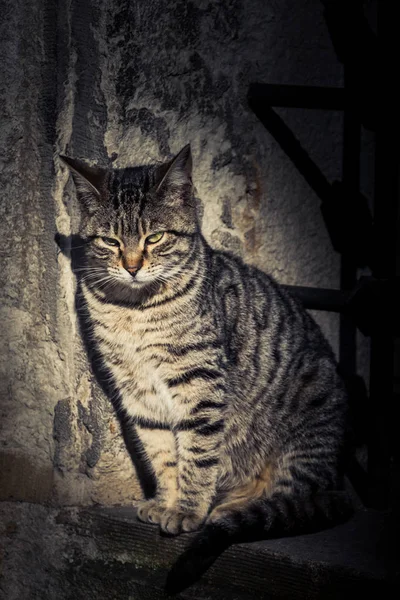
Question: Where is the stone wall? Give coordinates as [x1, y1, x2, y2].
[0, 0, 369, 507]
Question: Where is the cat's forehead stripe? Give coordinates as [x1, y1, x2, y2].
[106, 167, 154, 239]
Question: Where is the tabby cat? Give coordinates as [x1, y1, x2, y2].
[61, 145, 351, 593]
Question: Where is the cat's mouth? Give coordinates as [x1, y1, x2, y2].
[124, 266, 176, 288]
[78, 265, 170, 296]
[124, 271, 158, 286]
[127, 277, 154, 288]
[117, 270, 167, 290]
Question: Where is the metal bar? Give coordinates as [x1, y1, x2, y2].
[339, 68, 359, 378]
[337, 45, 362, 514]
[247, 99, 334, 205]
[321, 0, 376, 131]
[346, 456, 369, 507]
[248, 83, 345, 110]
[367, 1, 397, 511]
[282, 285, 348, 312]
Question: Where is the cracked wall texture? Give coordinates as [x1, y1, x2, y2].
[0, 0, 371, 507]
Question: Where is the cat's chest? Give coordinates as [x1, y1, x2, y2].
[90, 302, 180, 421]
[95, 306, 171, 370]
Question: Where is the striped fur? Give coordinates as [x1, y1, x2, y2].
[62, 145, 351, 591]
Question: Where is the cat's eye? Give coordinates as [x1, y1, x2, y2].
[101, 237, 120, 247]
[146, 232, 164, 244]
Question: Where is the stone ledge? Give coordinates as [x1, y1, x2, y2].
[0, 501, 392, 599]
[59, 505, 390, 599]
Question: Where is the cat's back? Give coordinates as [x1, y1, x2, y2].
[210, 248, 333, 361]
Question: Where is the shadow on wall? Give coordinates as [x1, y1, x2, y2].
[55, 232, 157, 500]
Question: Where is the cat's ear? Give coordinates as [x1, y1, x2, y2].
[155, 144, 192, 193]
[60, 155, 107, 211]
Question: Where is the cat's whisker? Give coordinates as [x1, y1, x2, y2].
[79, 273, 110, 282]
[74, 267, 107, 271]
[87, 275, 119, 289]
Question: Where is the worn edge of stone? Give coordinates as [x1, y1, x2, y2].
[58, 505, 390, 599]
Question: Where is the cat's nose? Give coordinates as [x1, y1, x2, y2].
[126, 265, 141, 277]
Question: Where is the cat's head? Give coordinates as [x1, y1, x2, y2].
[61, 145, 200, 294]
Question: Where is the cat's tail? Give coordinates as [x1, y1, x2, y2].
[165, 490, 353, 595]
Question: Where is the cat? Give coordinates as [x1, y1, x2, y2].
[61, 144, 352, 593]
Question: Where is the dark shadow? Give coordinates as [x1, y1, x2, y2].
[55, 232, 157, 499]
[245, 99, 373, 271]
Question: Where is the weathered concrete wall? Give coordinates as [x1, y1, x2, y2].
[0, 0, 367, 507]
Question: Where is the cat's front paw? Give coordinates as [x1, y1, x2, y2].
[136, 499, 165, 525]
[160, 508, 205, 535]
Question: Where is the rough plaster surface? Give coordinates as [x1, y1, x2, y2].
[0, 0, 370, 507]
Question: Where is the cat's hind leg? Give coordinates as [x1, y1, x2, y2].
[208, 463, 277, 523]
[207, 447, 352, 540]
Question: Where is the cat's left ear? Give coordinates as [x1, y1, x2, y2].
[155, 144, 193, 193]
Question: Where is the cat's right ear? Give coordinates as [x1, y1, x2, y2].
[60, 155, 107, 212]
[154, 144, 193, 194]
